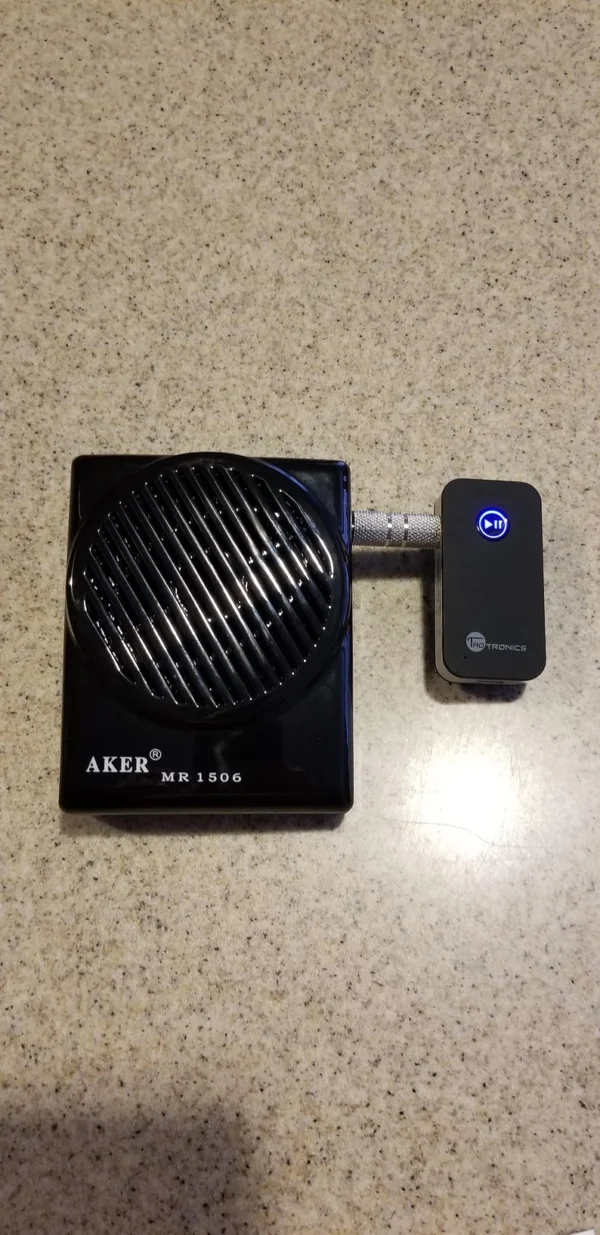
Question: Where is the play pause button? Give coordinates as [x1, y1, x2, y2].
[476, 508, 510, 540]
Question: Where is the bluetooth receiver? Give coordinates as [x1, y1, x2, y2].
[434, 479, 546, 684]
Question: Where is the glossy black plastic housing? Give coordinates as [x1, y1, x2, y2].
[435, 479, 546, 684]
[60, 454, 353, 816]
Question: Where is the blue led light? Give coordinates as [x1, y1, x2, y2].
[477, 508, 509, 540]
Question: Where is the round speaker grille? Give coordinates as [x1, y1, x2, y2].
[67, 453, 350, 725]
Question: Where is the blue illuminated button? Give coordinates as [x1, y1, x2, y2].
[477, 508, 509, 540]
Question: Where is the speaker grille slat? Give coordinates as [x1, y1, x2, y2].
[84, 580, 143, 684]
[138, 484, 262, 699]
[193, 467, 312, 662]
[119, 497, 247, 706]
[220, 469, 329, 638]
[153, 473, 283, 689]
[168, 466, 298, 675]
[90, 530, 215, 706]
[103, 516, 220, 707]
[69, 455, 347, 725]
[84, 560, 174, 699]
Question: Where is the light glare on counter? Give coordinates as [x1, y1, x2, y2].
[405, 742, 526, 859]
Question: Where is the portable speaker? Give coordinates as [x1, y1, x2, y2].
[59, 453, 353, 815]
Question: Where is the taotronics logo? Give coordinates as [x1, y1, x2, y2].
[466, 631, 526, 653]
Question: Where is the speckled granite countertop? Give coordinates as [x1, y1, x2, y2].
[1, 2, 599, 1232]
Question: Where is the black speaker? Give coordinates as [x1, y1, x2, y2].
[59, 453, 353, 815]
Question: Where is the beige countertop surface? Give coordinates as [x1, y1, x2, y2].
[1, 2, 599, 1232]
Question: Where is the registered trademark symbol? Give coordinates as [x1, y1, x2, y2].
[149, 748, 162, 761]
